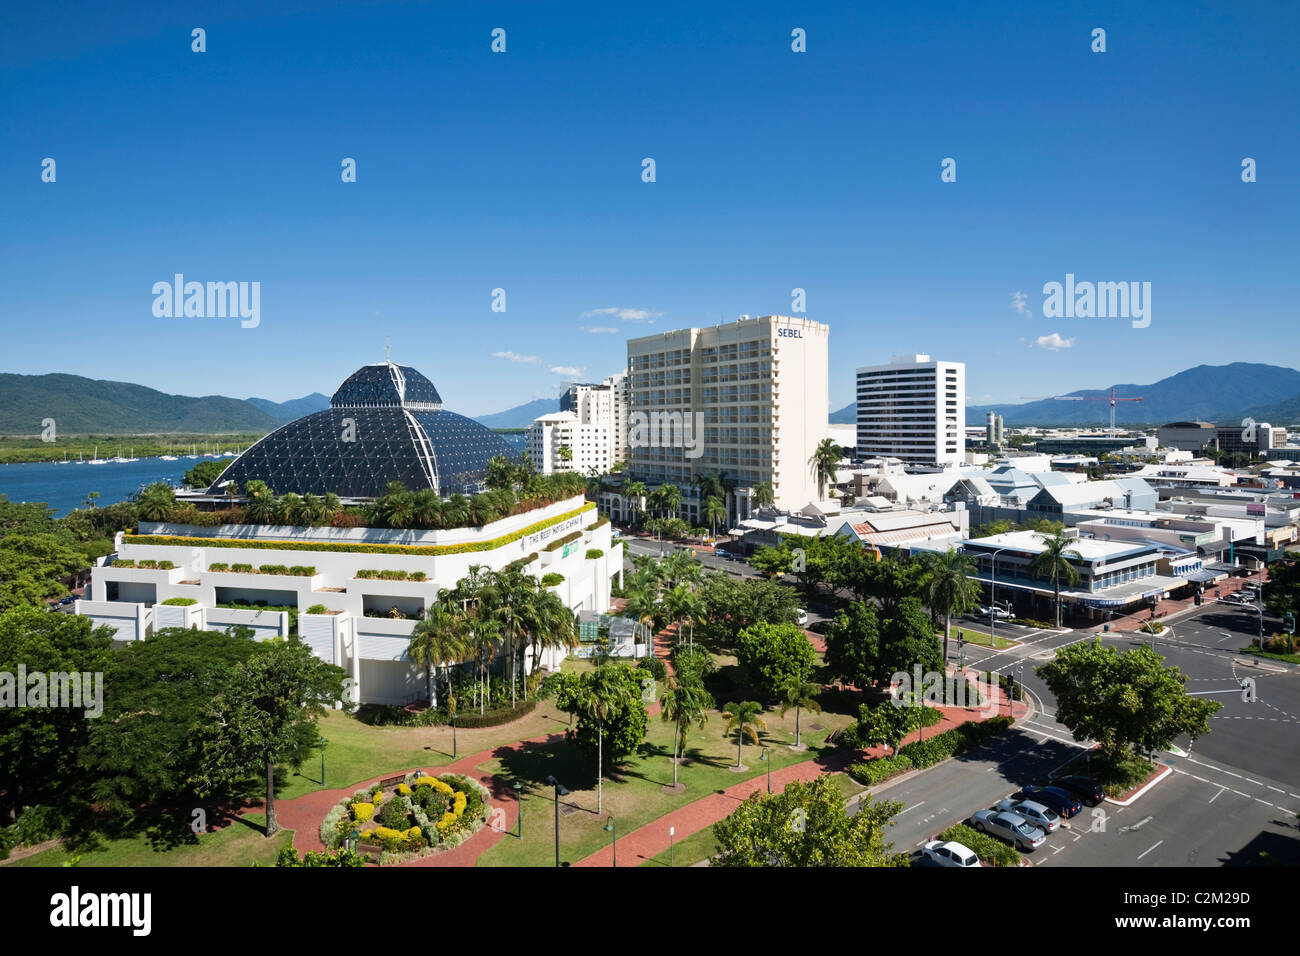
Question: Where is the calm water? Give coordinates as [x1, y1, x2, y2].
[0, 457, 195, 516]
[0, 433, 528, 518]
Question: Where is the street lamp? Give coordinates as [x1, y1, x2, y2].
[603, 815, 617, 868]
[546, 775, 570, 868]
[318, 736, 327, 787]
[451, 712, 457, 759]
[669, 825, 675, 868]
[760, 748, 771, 794]
[984, 546, 1012, 650]
[512, 780, 524, 839]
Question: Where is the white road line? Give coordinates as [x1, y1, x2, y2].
[1245, 778, 1263, 786]
[1255, 798, 1275, 808]
[1208, 787, 1225, 804]
[1267, 785, 1284, 793]
[897, 801, 925, 816]
[1137, 840, 1163, 860]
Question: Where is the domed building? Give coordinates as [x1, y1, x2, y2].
[211, 361, 516, 498]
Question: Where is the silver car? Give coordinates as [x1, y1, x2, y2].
[971, 809, 1047, 851]
[995, 798, 1061, 833]
[922, 840, 981, 867]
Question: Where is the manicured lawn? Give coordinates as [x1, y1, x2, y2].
[8, 814, 292, 868]
[947, 626, 1017, 650]
[475, 700, 853, 867]
[641, 824, 718, 867]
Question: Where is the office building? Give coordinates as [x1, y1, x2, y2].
[856, 355, 965, 466]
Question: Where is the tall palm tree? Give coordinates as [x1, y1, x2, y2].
[662, 583, 700, 647]
[1028, 530, 1082, 628]
[721, 700, 766, 769]
[808, 438, 841, 501]
[659, 674, 713, 787]
[775, 677, 822, 750]
[279, 492, 306, 526]
[412, 488, 442, 529]
[623, 586, 660, 639]
[322, 492, 342, 521]
[623, 480, 647, 527]
[484, 568, 534, 708]
[702, 495, 726, 538]
[752, 481, 775, 510]
[408, 600, 469, 708]
[658, 484, 682, 519]
[301, 493, 328, 526]
[660, 551, 701, 590]
[919, 547, 981, 663]
[521, 589, 578, 696]
[135, 482, 176, 522]
[244, 480, 276, 524]
[441, 494, 470, 529]
[582, 665, 631, 813]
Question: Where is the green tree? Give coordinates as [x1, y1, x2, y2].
[775, 676, 822, 749]
[752, 481, 775, 509]
[918, 547, 980, 663]
[407, 599, 470, 709]
[808, 438, 841, 500]
[244, 480, 276, 524]
[195, 639, 350, 837]
[135, 482, 176, 522]
[712, 775, 906, 867]
[1029, 530, 1081, 627]
[843, 699, 921, 754]
[702, 495, 726, 537]
[735, 621, 817, 699]
[659, 672, 713, 786]
[823, 601, 882, 691]
[876, 598, 943, 688]
[623, 480, 647, 527]
[849, 555, 928, 615]
[183, 459, 225, 489]
[721, 700, 767, 768]
[570, 664, 646, 810]
[695, 573, 800, 650]
[1037, 638, 1221, 762]
[748, 544, 793, 579]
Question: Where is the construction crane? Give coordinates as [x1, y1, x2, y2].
[1051, 387, 1143, 437]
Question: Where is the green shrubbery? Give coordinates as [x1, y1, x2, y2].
[585, 548, 604, 559]
[847, 754, 914, 786]
[939, 823, 1020, 867]
[897, 716, 1014, 769]
[540, 572, 564, 586]
[160, 597, 197, 606]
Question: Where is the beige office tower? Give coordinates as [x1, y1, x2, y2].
[626, 314, 830, 524]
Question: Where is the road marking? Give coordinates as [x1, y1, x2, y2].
[1267, 785, 1284, 793]
[897, 801, 924, 816]
[1255, 798, 1275, 808]
[1208, 787, 1225, 804]
[1137, 840, 1163, 860]
[1245, 778, 1263, 786]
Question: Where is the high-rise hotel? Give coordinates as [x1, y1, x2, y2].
[626, 315, 830, 523]
[856, 354, 965, 467]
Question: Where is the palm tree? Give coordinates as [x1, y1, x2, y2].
[521, 589, 578, 696]
[919, 547, 981, 663]
[136, 482, 176, 522]
[412, 488, 442, 529]
[623, 480, 647, 527]
[1028, 530, 1082, 628]
[441, 494, 470, 529]
[658, 484, 682, 520]
[702, 495, 726, 538]
[752, 481, 775, 510]
[301, 493, 328, 526]
[408, 600, 469, 708]
[484, 568, 534, 708]
[279, 492, 306, 526]
[245, 480, 276, 524]
[322, 492, 341, 521]
[581, 665, 631, 813]
[659, 674, 713, 787]
[775, 677, 822, 750]
[721, 700, 766, 768]
[661, 583, 700, 647]
[623, 586, 660, 639]
[808, 438, 841, 501]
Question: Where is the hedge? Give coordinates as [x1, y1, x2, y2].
[125, 503, 595, 557]
[160, 597, 198, 606]
[938, 823, 1020, 867]
[585, 548, 604, 559]
[847, 754, 914, 786]
[897, 716, 1015, 769]
[305, 604, 329, 615]
[540, 573, 564, 586]
[543, 530, 583, 553]
[585, 517, 610, 530]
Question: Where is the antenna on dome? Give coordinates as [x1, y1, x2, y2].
[385, 336, 391, 363]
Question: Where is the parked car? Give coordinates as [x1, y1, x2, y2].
[975, 605, 1013, 620]
[995, 798, 1061, 833]
[1019, 785, 1083, 818]
[1052, 775, 1105, 807]
[922, 840, 981, 867]
[713, 548, 732, 560]
[970, 810, 1047, 851]
[796, 609, 809, 626]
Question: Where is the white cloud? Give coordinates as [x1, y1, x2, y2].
[550, 365, 583, 377]
[580, 325, 620, 334]
[1011, 291, 1030, 316]
[491, 351, 541, 365]
[580, 306, 663, 322]
[1035, 332, 1075, 351]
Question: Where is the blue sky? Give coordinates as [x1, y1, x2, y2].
[2, 0, 1297, 417]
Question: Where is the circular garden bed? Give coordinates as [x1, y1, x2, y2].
[319, 771, 491, 864]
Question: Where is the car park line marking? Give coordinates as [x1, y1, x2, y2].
[1136, 840, 1163, 860]
[1232, 790, 1251, 799]
[1051, 845, 1063, 854]
[1208, 787, 1225, 804]
[1245, 778, 1263, 786]
[1266, 785, 1284, 793]
[897, 802, 924, 816]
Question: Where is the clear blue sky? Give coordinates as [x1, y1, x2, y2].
[2, 0, 1297, 417]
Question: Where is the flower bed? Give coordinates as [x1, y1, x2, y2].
[319, 772, 491, 864]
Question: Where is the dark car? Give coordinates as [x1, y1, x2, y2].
[1053, 775, 1105, 807]
[1019, 785, 1083, 819]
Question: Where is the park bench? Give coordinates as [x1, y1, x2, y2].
[378, 773, 407, 790]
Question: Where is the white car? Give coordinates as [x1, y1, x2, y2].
[976, 605, 1013, 621]
[922, 840, 981, 868]
[995, 798, 1061, 833]
[796, 609, 809, 626]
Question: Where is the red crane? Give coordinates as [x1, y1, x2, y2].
[1051, 387, 1143, 437]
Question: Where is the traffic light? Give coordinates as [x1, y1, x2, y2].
[1286, 612, 1296, 635]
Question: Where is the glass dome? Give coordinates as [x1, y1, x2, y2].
[210, 362, 514, 498]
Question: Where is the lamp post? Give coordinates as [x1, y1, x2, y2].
[451, 712, 457, 759]
[318, 736, 327, 787]
[760, 748, 771, 794]
[513, 780, 524, 839]
[603, 815, 617, 868]
[984, 546, 1012, 648]
[669, 825, 675, 868]
[546, 775, 569, 868]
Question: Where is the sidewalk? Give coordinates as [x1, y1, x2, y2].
[1091, 570, 1266, 633]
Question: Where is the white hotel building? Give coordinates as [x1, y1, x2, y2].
[856, 354, 966, 467]
[527, 373, 628, 475]
[76, 361, 623, 706]
[622, 314, 830, 524]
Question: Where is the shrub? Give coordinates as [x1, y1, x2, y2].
[289, 565, 316, 576]
[112, 559, 136, 568]
[939, 823, 1020, 867]
[231, 563, 254, 573]
[541, 573, 564, 587]
[137, 559, 158, 569]
[409, 571, 427, 581]
[305, 604, 328, 615]
[898, 716, 1014, 769]
[355, 569, 378, 579]
[586, 548, 604, 559]
[351, 802, 374, 823]
[1013, 618, 1056, 629]
[161, 597, 197, 606]
[847, 754, 914, 786]
[207, 562, 229, 572]
[258, 564, 289, 575]
[543, 530, 583, 552]
[157, 560, 175, 569]
[637, 656, 668, 681]
[377, 797, 412, 829]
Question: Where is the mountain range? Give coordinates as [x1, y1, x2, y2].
[831, 363, 1300, 427]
